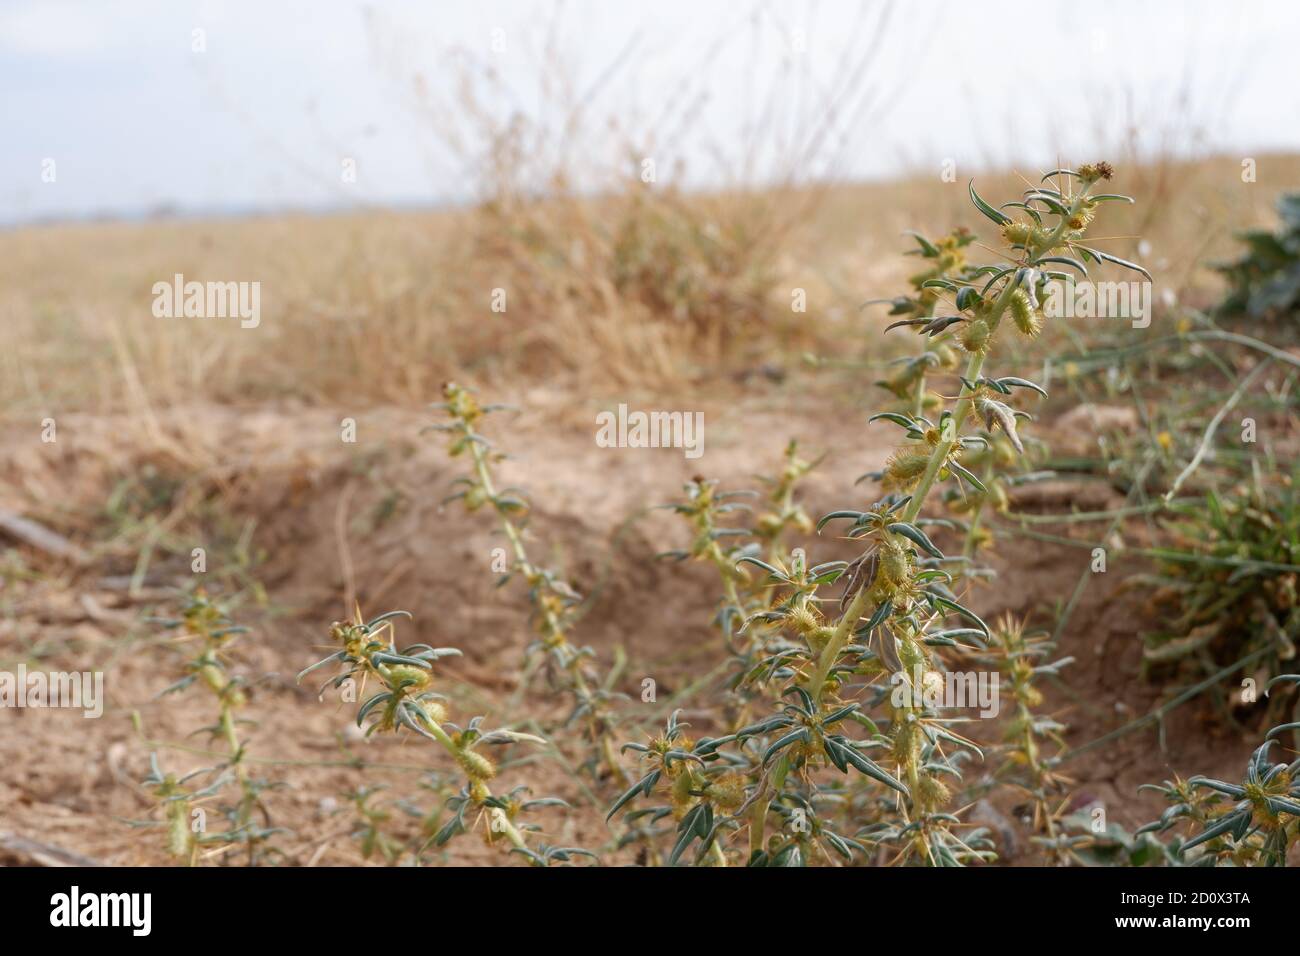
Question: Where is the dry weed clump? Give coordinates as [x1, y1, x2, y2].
[467, 183, 797, 383]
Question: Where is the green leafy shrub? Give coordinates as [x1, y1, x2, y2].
[1138, 674, 1300, 866]
[1138, 472, 1300, 701]
[1216, 193, 1300, 322]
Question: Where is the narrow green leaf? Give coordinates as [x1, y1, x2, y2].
[969, 180, 1012, 226]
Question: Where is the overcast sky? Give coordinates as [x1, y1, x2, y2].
[4, 0, 1298, 225]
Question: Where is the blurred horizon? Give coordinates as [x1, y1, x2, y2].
[5, 0, 1300, 227]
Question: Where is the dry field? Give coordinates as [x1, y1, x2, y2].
[1, 154, 1298, 866]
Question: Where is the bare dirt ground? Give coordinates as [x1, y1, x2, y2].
[0, 382, 1264, 865]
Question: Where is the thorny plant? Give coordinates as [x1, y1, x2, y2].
[1141, 470, 1300, 689]
[344, 785, 403, 865]
[607, 163, 1152, 866]
[144, 591, 286, 864]
[1138, 673, 1300, 866]
[298, 607, 591, 867]
[331, 773, 462, 866]
[754, 440, 820, 561]
[977, 615, 1076, 862]
[432, 382, 628, 784]
[1216, 192, 1300, 324]
[600, 447, 821, 863]
[657, 443, 821, 724]
[133, 753, 231, 866]
[868, 230, 1055, 564]
[869, 227, 973, 420]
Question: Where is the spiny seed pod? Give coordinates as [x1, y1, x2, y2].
[1016, 681, 1044, 708]
[1067, 203, 1097, 232]
[418, 700, 448, 725]
[443, 382, 483, 425]
[1009, 289, 1043, 337]
[463, 486, 488, 511]
[917, 774, 951, 809]
[960, 318, 991, 352]
[756, 512, 783, 536]
[710, 773, 747, 812]
[385, 664, 432, 691]
[880, 547, 911, 587]
[898, 636, 927, 672]
[1000, 221, 1035, 247]
[789, 604, 821, 635]
[808, 625, 836, 654]
[892, 719, 918, 763]
[457, 749, 496, 782]
[1077, 161, 1114, 183]
[884, 448, 930, 491]
[199, 663, 226, 694]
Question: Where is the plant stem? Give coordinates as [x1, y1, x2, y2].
[808, 177, 1095, 709]
[413, 704, 532, 853]
[463, 422, 627, 783]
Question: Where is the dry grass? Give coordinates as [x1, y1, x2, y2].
[5, 153, 1295, 423]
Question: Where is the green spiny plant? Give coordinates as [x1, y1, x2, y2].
[1137, 673, 1300, 866]
[132, 753, 231, 866]
[1215, 192, 1300, 323]
[660, 476, 762, 653]
[979, 614, 1075, 861]
[151, 591, 286, 864]
[868, 227, 973, 418]
[753, 440, 820, 560]
[432, 382, 627, 784]
[345, 785, 404, 865]
[868, 228, 1058, 566]
[608, 162, 1150, 866]
[653, 445, 820, 732]
[298, 608, 588, 866]
[1137, 468, 1300, 704]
